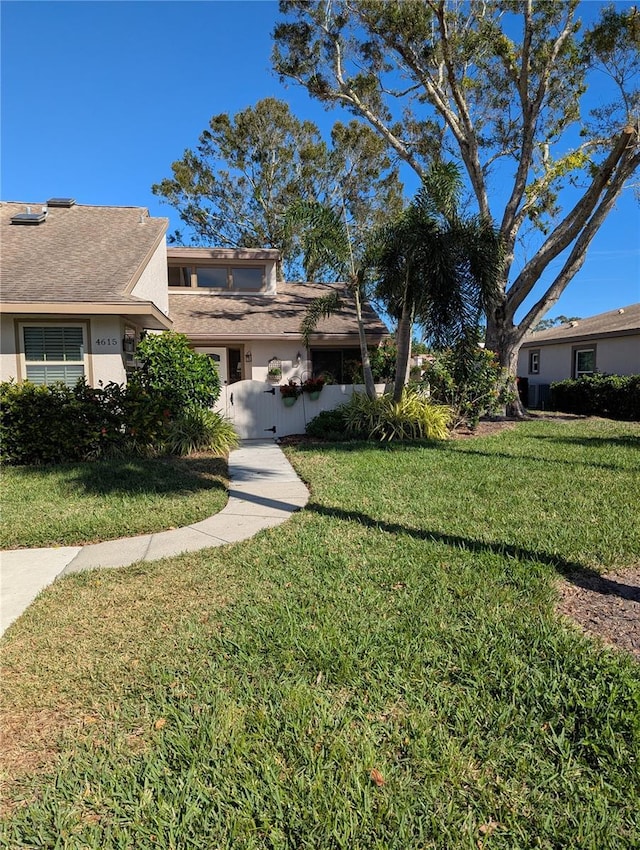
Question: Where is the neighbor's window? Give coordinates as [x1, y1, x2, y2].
[528, 350, 540, 375]
[23, 325, 85, 386]
[574, 348, 595, 377]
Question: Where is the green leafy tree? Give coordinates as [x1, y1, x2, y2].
[372, 163, 503, 401]
[533, 314, 581, 331]
[153, 97, 402, 279]
[132, 332, 220, 415]
[273, 1, 640, 411]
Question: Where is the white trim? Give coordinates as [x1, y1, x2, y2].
[20, 321, 88, 386]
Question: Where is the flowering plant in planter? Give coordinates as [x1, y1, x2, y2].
[279, 379, 301, 399]
[301, 376, 325, 394]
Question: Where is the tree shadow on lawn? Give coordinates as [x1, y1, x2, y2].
[305, 500, 640, 603]
[525, 433, 640, 451]
[10, 456, 228, 497]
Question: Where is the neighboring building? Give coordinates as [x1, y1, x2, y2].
[1, 200, 171, 387]
[518, 304, 640, 407]
[1, 201, 388, 391]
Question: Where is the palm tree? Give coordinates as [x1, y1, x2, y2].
[372, 163, 504, 402]
[293, 199, 378, 399]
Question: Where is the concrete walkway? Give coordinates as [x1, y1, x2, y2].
[0, 441, 309, 637]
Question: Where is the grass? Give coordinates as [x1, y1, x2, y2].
[1, 418, 639, 848]
[0, 455, 228, 548]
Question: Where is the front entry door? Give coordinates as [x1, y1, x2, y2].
[195, 347, 228, 385]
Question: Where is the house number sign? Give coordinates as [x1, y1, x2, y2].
[95, 338, 119, 347]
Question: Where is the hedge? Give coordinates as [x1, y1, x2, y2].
[550, 374, 640, 420]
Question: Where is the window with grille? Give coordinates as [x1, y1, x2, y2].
[23, 325, 85, 386]
[574, 347, 596, 378]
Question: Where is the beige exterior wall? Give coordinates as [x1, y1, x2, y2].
[246, 339, 309, 383]
[131, 237, 169, 314]
[264, 260, 278, 294]
[89, 316, 128, 385]
[0, 315, 18, 382]
[0, 315, 132, 387]
[518, 333, 640, 384]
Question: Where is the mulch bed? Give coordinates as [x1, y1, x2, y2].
[557, 566, 640, 661]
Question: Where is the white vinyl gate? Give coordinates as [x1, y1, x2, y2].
[215, 380, 384, 440]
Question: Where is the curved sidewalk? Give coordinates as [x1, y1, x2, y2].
[0, 441, 309, 637]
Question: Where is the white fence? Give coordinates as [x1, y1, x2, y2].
[215, 381, 387, 439]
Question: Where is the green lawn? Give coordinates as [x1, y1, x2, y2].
[1, 418, 639, 848]
[0, 455, 228, 548]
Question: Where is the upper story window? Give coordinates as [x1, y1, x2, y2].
[168, 264, 264, 292]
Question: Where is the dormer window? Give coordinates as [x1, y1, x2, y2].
[168, 263, 265, 292]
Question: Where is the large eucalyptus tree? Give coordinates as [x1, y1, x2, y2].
[273, 1, 640, 412]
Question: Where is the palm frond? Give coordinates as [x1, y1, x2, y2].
[288, 200, 349, 280]
[300, 290, 344, 346]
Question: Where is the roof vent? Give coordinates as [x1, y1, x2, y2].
[10, 206, 47, 225]
[618, 308, 625, 314]
[569, 321, 579, 327]
[46, 197, 76, 208]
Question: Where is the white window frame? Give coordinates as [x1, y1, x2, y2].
[20, 322, 88, 386]
[528, 350, 540, 375]
[573, 346, 596, 378]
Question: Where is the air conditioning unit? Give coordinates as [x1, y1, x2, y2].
[529, 384, 551, 409]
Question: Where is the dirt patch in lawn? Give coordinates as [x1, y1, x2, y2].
[557, 566, 640, 662]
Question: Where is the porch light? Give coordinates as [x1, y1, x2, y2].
[296, 351, 302, 365]
[245, 351, 252, 363]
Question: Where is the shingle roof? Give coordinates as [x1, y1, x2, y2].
[0, 201, 168, 303]
[168, 281, 389, 339]
[520, 303, 640, 347]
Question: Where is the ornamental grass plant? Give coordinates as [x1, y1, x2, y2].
[343, 389, 451, 441]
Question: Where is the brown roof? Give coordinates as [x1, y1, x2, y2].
[520, 303, 640, 347]
[168, 281, 389, 340]
[0, 201, 168, 304]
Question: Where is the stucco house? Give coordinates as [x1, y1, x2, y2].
[166, 247, 387, 386]
[1, 201, 388, 394]
[517, 304, 640, 407]
[1, 200, 172, 387]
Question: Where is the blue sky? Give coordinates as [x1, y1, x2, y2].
[2, 0, 638, 325]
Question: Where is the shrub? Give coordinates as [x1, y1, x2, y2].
[424, 340, 514, 429]
[0, 379, 169, 465]
[305, 406, 352, 440]
[550, 374, 640, 420]
[343, 390, 451, 442]
[166, 408, 239, 456]
[132, 332, 221, 415]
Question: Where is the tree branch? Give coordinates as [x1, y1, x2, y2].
[506, 126, 639, 319]
[515, 158, 636, 337]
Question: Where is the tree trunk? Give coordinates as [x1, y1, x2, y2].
[485, 307, 526, 418]
[393, 301, 414, 403]
[353, 285, 377, 400]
